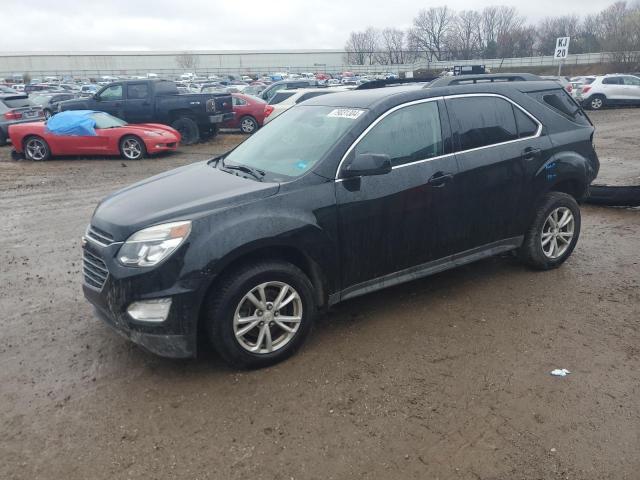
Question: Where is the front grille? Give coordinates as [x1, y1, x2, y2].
[83, 250, 109, 290]
[86, 225, 114, 246]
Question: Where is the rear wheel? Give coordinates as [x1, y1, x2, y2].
[204, 260, 316, 369]
[119, 135, 146, 160]
[239, 115, 259, 134]
[24, 136, 50, 161]
[519, 192, 581, 270]
[588, 95, 605, 110]
[171, 116, 199, 145]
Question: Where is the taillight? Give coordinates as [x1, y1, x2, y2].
[566, 85, 573, 93]
[582, 86, 591, 94]
[264, 105, 274, 117]
[4, 111, 22, 120]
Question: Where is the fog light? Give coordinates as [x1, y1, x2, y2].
[127, 298, 172, 322]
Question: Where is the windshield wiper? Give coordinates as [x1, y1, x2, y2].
[220, 158, 266, 181]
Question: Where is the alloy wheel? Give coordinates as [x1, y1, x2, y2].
[26, 138, 47, 160]
[122, 138, 142, 159]
[233, 281, 303, 354]
[541, 207, 575, 259]
[591, 97, 603, 109]
[241, 118, 256, 134]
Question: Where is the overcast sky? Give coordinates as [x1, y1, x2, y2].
[2, 0, 615, 51]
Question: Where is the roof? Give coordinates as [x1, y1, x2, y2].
[303, 80, 563, 110]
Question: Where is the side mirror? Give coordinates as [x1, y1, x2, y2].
[342, 153, 392, 178]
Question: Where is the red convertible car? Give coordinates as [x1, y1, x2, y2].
[9, 110, 180, 161]
[222, 93, 267, 134]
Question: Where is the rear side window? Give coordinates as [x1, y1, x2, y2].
[355, 101, 443, 167]
[602, 77, 623, 85]
[528, 89, 591, 126]
[2, 97, 33, 108]
[127, 83, 149, 99]
[447, 96, 518, 151]
[269, 91, 295, 105]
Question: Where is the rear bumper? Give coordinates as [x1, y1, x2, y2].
[208, 112, 235, 124]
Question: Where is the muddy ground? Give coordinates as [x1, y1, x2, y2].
[0, 110, 639, 480]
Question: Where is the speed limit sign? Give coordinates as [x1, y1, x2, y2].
[555, 37, 570, 59]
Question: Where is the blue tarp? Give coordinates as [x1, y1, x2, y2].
[46, 110, 97, 136]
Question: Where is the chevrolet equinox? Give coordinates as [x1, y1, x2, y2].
[82, 77, 599, 368]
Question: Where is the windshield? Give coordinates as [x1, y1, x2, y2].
[91, 112, 128, 128]
[223, 105, 363, 180]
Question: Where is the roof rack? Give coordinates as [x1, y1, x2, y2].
[428, 73, 542, 88]
[355, 77, 436, 90]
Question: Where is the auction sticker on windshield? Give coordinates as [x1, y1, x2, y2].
[327, 108, 365, 119]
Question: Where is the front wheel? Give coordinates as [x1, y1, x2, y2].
[24, 136, 51, 161]
[204, 261, 316, 369]
[519, 192, 581, 270]
[119, 135, 146, 160]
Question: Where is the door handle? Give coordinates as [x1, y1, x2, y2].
[523, 147, 541, 160]
[427, 171, 454, 187]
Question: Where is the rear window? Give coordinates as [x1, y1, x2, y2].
[296, 91, 330, 103]
[528, 89, 591, 126]
[269, 91, 295, 105]
[2, 97, 33, 108]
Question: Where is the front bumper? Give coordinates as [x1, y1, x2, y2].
[82, 239, 203, 358]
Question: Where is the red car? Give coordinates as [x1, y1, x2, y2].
[9, 111, 180, 161]
[223, 93, 267, 134]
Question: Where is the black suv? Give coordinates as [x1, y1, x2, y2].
[82, 77, 599, 368]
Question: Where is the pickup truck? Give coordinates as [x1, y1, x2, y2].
[58, 79, 233, 144]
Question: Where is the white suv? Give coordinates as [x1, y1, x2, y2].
[578, 74, 640, 110]
[263, 87, 352, 124]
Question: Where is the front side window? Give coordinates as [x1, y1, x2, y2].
[355, 101, 443, 167]
[623, 76, 640, 86]
[99, 85, 123, 100]
[448, 97, 518, 151]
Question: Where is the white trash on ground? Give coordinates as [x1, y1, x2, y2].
[550, 368, 571, 377]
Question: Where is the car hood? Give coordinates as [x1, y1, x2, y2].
[92, 160, 279, 240]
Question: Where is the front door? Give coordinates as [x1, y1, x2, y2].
[94, 84, 125, 119]
[336, 99, 460, 292]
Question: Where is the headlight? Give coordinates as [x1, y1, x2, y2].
[118, 221, 191, 267]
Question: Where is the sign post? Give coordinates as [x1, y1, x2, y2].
[554, 36, 570, 76]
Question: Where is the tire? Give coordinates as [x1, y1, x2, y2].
[119, 135, 146, 160]
[519, 192, 581, 270]
[23, 136, 51, 161]
[171, 116, 199, 145]
[43, 109, 53, 120]
[0, 129, 7, 147]
[586, 184, 640, 207]
[587, 95, 605, 110]
[239, 115, 259, 134]
[204, 260, 316, 369]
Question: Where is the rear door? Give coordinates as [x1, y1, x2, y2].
[336, 99, 460, 291]
[123, 83, 153, 123]
[445, 94, 547, 250]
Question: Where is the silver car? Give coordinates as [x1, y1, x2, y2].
[577, 74, 640, 110]
[0, 94, 45, 146]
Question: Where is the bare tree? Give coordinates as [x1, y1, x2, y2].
[344, 27, 379, 65]
[377, 28, 406, 64]
[410, 6, 455, 60]
[175, 52, 200, 71]
[450, 10, 482, 59]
